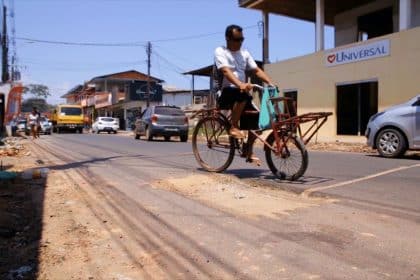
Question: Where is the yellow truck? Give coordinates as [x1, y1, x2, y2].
[51, 104, 84, 133]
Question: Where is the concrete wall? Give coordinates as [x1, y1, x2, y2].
[266, 27, 420, 142]
[162, 92, 191, 107]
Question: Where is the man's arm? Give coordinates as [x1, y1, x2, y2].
[220, 67, 253, 92]
[254, 67, 274, 86]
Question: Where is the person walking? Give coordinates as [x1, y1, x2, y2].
[214, 24, 275, 163]
[28, 107, 39, 140]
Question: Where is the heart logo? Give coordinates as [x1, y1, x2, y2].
[327, 54, 336, 63]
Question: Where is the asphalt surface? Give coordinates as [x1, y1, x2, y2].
[31, 132, 420, 279]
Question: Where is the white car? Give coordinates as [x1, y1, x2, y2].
[39, 116, 52, 135]
[92, 117, 119, 134]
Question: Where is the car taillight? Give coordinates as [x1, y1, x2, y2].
[151, 115, 158, 124]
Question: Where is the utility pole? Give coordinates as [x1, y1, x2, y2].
[1, 4, 9, 83]
[146, 41, 151, 107]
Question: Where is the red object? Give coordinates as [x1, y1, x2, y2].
[5, 84, 24, 123]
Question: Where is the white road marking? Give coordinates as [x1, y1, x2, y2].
[302, 163, 420, 197]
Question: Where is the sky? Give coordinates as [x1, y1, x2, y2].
[12, 0, 334, 105]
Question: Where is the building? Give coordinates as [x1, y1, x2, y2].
[162, 87, 192, 108]
[62, 70, 164, 130]
[239, 0, 420, 142]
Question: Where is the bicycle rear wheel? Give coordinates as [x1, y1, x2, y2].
[192, 116, 235, 172]
[265, 132, 308, 180]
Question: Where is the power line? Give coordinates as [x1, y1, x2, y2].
[15, 24, 258, 47]
[16, 36, 146, 47]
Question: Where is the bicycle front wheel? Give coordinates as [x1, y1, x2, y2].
[265, 132, 308, 181]
[192, 116, 235, 172]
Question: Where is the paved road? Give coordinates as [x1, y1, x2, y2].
[31, 133, 420, 279]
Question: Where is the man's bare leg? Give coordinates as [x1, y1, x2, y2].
[230, 101, 246, 138]
[245, 131, 261, 165]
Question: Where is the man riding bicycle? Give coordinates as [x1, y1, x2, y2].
[214, 24, 275, 164]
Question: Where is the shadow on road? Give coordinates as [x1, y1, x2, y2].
[365, 153, 420, 161]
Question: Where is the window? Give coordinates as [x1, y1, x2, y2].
[358, 7, 393, 40]
[154, 106, 184, 116]
[337, 81, 378, 135]
[194, 96, 203, 104]
[61, 107, 82, 116]
[283, 90, 298, 117]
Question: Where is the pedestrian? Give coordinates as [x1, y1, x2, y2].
[28, 107, 39, 140]
[37, 111, 42, 138]
[214, 24, 275, 164]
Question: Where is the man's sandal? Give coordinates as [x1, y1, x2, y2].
[246, 155, 261, 166]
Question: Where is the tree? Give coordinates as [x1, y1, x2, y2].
[23, 84, 50, 99]
[21, 98, 53, 113]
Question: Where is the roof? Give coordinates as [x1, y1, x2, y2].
[89, 70, 164, 83]
[238, 0, 375, 26]
[183, 65, 214, 77]
[61, 84, 83, 98]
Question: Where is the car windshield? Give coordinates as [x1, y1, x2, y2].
[61, 107, 82, 115]
[100, 117, 115, 122]
[39, 117, 48, 122]
[155, 107, 184, 116]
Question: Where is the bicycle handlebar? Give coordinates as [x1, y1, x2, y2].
[251, 84, 277, 90]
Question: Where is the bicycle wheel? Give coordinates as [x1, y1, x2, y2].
[192, 116, 235, 172]
[265, 132, 308, 180]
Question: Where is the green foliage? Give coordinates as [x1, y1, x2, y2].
[23, 84, 50, 98]
[21, 98, 52, 113]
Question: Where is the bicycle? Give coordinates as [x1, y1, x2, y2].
[191, 85, 332, 181]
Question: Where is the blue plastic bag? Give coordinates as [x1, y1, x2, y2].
[258, 87, 281, 130]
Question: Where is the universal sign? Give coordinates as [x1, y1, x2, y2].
[326, 39, 390, 67]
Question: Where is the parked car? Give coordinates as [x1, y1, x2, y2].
[92, 117, 119, 134]
[16, 119, 29, 135]
[134, 105, 189, 142]
[38, 116, 52, 135]
[365, 95, 420, 158]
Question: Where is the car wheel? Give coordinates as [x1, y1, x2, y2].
[376, 128, 407, 158]
[135, 133, 140, 140]
[180, 134, 188, 142]
[146, 127, 153, 141]
[164, 136, 170, 141]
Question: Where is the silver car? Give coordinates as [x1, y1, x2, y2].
[365, 95, 420, 158]
[134, 105, 189, 142]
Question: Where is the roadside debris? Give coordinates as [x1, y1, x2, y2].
[0, 137, 27, 157]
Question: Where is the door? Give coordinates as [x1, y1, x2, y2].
[337, 81, 378, 135]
